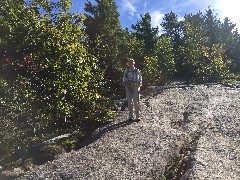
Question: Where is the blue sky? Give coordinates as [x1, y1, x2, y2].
[69, 0, 240, 31]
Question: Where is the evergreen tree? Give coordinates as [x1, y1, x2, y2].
[219, 18, 240, 73]
[117, 29, 145, 69]
[203, 8, 221, 46]
[160, 11, 184, 78]
[131, 13, 159, 58]
[84, 0, 123, 95]
[161, 11, 183, 44]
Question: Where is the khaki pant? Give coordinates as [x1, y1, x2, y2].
[125, 82, 140, 119]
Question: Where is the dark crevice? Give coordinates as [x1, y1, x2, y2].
[162, 134, 200, 179]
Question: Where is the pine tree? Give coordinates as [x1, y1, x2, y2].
[160, 11, 184, 78]
[131, 13, 159, 56]
[203, 8, 221, 46]
[84, 0, 123, 95]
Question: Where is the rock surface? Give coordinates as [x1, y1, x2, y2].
[18, 83, 240, 179]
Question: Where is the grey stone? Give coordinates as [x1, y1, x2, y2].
[18, 83, 240, 180]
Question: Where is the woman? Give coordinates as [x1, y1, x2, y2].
[123, 59, 142, 121]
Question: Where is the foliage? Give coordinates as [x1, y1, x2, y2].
[84, 0, 123, 95]
[161, 11, 183, 44]
[131, 12, 159, 65]
[0, 0, 106, 121]
[195, 44, 229, 82]
[219, 18, 240, 74]
[112, 28, 149, 89]
[161, 11, 184, 77]
[203, 8, 221, 46]
[0, 0, 113, 168]
[117, 29, 145, 71]
[180, 13, 230, 83]
[1, 0, 240, 173]
[142, 36, 176, 86]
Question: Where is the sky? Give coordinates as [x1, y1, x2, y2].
[69, 0, 240, 32]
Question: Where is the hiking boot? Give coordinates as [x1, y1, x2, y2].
[136, 118, 141, 122]
[128, 118, 134, 122]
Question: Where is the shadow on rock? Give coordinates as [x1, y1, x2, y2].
[76, 119, 133, 149]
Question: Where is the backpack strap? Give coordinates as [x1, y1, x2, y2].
[125, 67, 129, 79]
[134, 68, 138, 74]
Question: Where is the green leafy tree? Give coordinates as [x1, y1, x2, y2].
[118, 29, 145, 67]
[142, 36, 176, 86]
[229, 32, 240, 74]
[0, 0, 114, 163]
[201, 8, 238, 76]
[0, 0, 108, 133]
[117, 31, 146, 90]
[180, 14, 229, 83]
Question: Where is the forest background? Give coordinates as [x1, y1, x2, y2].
[0, 0, 240, 171]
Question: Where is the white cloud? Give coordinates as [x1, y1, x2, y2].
[178, 17, 185, 22]
[150, 10, 164, 28]
[171, 0, 240, 30]
[122, 0, 137, 17]
[150, 11, 165, 35]
[213, 0, 240, 30]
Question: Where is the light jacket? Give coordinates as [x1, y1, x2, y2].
[123, 67, 142, 87]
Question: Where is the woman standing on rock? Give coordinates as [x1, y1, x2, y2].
[123, 59, 142, 121]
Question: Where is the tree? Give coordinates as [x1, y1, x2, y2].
[180, 13, 229, 83]
[117, 29, 145, 69]
[142, 36, 176, 86]
[203, 8, 221, 46]
[0, 0, 106, 125]
[84, 0, 123, 95]
[228, 32, 240, 74]
[160, 11, 184, 77]
[219, 18, 240, 74]
[0, 0, 115, 163]
[131, 12, 159, 66]
[161, 11, 183, 44]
